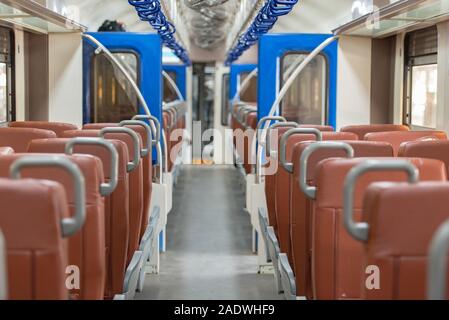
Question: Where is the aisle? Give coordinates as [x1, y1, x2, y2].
[136, 165, 281, 300]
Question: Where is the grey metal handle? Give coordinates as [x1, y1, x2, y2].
[132, 115, 161, 147]
[280, 128, 323, 174]
[428, 219, 449, 300]
[266, 122, 299, 157]
[343, 160, 419, 242]
[100, 127, 140, 173]
[10, 156, 86, 238]
[300, 142, 354, 199]
[120, 120, 152, 157]
[65, 137, 118, 197]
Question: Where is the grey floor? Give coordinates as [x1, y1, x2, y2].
[136, 165, 282, 300]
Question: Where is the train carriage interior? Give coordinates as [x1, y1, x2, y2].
[2, 0, 449, 305]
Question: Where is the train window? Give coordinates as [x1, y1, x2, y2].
[409, 63, 437, 128]
[280, 53, 328, 125]
[221, 73, 230, 126]
[91, 52, 139, 123]
[404, 26, 438, 129]
[239, 72, 257, 103]
[0, 27, 13, 124]
[164, 71, 178, 103]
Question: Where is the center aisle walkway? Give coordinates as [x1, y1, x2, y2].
[137, 165, 281, 300]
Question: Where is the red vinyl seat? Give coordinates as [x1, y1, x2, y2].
[312, 157, 447, 300]
[398, 140, 449, 176]
[163, 111, 174, 171]
[0, 153, 106, 300]
[274, 131, 358, 254]
[75, 127, 142, 264]
[243, 111, 258, 173]
[8, 121, 78, 137]
[27, 137, 130, 299]
[340, 124, 410, 140]
[0, 127, 56, 152]
[61, 130, 131, 298]
[361, 181, 449, 299]
[298, 125, 334, 132]
[290, 141, 394, 298]
[83, 123, 152, 239]
[0, 178, 70, 300]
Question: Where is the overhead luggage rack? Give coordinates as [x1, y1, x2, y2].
[0, 0, 86, 34]
[333, 0, 449, 38]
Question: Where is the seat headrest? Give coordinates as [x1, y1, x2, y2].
[9, 121, 78, 137]
[0, 127, 57, 152]
[315, 157, 447, 208]
[0, 178, 70, 246]
[341, 124, 410, 140]
[28, 138, 129, 178]
[0, 153, 104, 204]
[322, 132, 358, 141]
[246, 113, 258, 130]
[365, 131, 448, 156]
[292, 141, 395, 181]
[278, 131, 359, 163]
[398, 139, 449, 176]
[83, 123, 148, 154]
[62, 130, 136, 163]
[364, 181, 449, 255]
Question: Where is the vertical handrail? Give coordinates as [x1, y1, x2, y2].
[253, 36, 339, 183]
[163, 70, 184, 101]
[232, 67, 258, 104]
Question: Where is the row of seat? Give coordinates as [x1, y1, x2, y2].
[249, 122, 449, 299]
[0, 119, 162, 300]
[163, 102, 187, 173]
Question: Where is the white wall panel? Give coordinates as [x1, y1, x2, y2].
[48, 33, 83, 126]
[336, 36, 372, 129]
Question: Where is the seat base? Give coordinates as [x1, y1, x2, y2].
[114, 251, 143, 300]
[279, 253, 297, 300]
[258, 208, 272, 264]
[266, 227, 284, 294]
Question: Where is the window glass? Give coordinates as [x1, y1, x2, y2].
[411, 64, 437, 128]
[91, 52, 139, 123]
[239, 72, 257, 103]
[404, 26, 438, 128]
[164, 71, 178, 103]
[281, 53, 328, 125]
